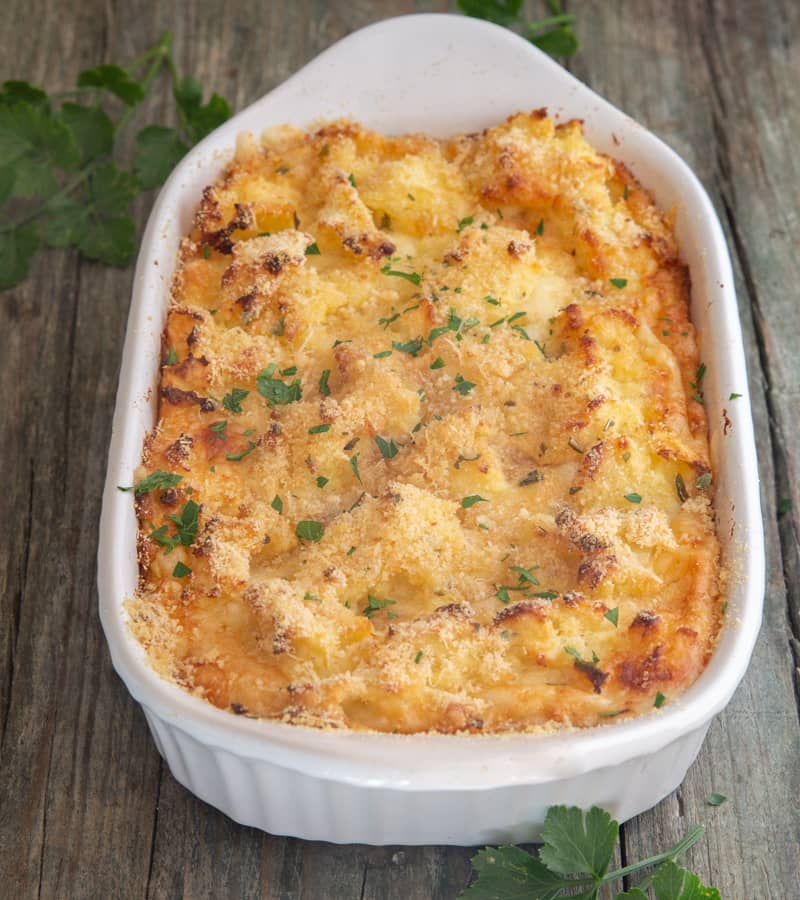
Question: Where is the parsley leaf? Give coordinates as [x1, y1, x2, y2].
[539, 805, 618, 879]
[453, 374, 476, 395]
[462, 845, 570, 899]
[392, 338, 424, 356]
[706, 793, 727, 807]
[381, 263, 421, 285]
[624, 492, 642, 503]
[604, 607, 619, 627]
[462, 495, 488, 509]
[651, 861, 721, 900]
[222, 387, 249, 413]
[77, 64, 145, 106]
[319, 369, 331, 396]
[257, 363, 302, 406]
[375, 435, 399, 459]
[172, 561, 191, 578]
[134, 125, 188, 190]
[271, 494, 283, 514]
[134, 469, 183, 494]
[296, 520, 324, 542]
[362, 594, 397, 618]
[457, 0, 579, 59]
[0, 223, 39, 289]
[172, 75, 231, 143]
[610, 277, 628, 288]
[349, 452, 362, 483]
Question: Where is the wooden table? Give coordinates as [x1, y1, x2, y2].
[1, 2, 798, 897]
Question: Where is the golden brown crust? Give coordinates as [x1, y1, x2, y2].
[128, 112, 722, 733]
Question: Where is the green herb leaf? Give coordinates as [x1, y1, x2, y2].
[349, 453, 362, 484]
[318, 369, 331, 396]
[778, 497, 792, 517]
[60, 102, 114, 164]
[77, 64, 145, 105]
[706, 792, 727, 807]
[348, 172, 357, 188]
[381, 263, 421, 285]
[222, 387, 249, 413]
[373, 349, 393, 358]
[173, 75, 231, 143]
[430, 356, 446, 369]
[42, 198, 89, 249]
[271, 494, 283, 514]
[134, 125, 188, 190]
[510, 565, 540, 585]
[535, 217, 544, 235]
[164, 347, 178, 365]
[362, 594, 397, 618]
[461, 845, 570, 899]
[305, 242, 321, 255]
[0, 223, 39, 289]
[729, 392, 742, 400]
[456, 0, 523, 27]
[296, 520, 325, 542]
[172, 561, 192, 578]
[610, 277, 628, 288]
[528, 24, 579, 58]
[392, 338, 424, 356]
[257, 363, 302, 406]
[375, 435, 399, 459]
[316, 475, 329, 488]
[695, 473, 712, 490]
[457, 215, 474, 232]
[225, 441, 256, 461]
[651, 860, 722, 900]
[654, 691, 666, 708]
[539, 805, 618, 879]
[624, 493, 642, 504]
[415, 650, 424, 663]
[461, 495, 488, 509]
[308, 423, 332, 434]
[453, 373, 476, 395]
[604, 607, 619, 627]
[135, 469, 183, 494]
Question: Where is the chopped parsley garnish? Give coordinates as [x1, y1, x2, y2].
[164, 347, 178, 365]
[453, 374, 476, 395]
[281, 366, 297, 376]
[729, 392, 742, 400]
[275, 165, 289, 174]
[319, 369, 331, 396]
[690, 362, 707, 403]
[778, 497, 792, 517]
[604, 607, 619, 627]
[507, 311, 527, 324]
[222, 387, 249, 413]
[347, 172, 357, 188]
[489, 317, 506, 328]
[316, 475, 329, 489]
[225, 441, 256, 461]
[624, 492, 642, 503]
[375, 435, 399, 459]
[392, 338, 424, 356]
[707, 792, 727, 807]
[610, 277, 628, 288]
[533, 590, 559, 600]
[461, 495, 488, 509]
[125, 469, 183, 495]
[373, 349, 393, 358]
[535, 218, 544, 235]
[379, 312, 400, 328]
[202, 245, 211, 259]
[380, 263, 421, 285]
[271, 494, 283, 514]
[304, 592, 321, 603]
[347, 546, 357, 556]
[414, 650, 423, 664]
[210, 420, 228, 436]
[257, 363, 302, 406]
[305, 242, 320, 255]
[308, 423, 332, 434]
[510, 565, 539, 585]
[430, 356, 445, 369]
[296, 520, 325, 542]
[457, 215, 474, 232]
[534, 339, 548, 357]
[675, 472, 689, 502]
[696, 473, 712, 490]
[349, 452, 362, 483]
[654, 691, 666, 708]
[484, 295, 500, 306]
[150, 500, 199, 555]
[172, 561, 191, 578]
[519, 470, 543, 486]
[362, 594, 397, 618]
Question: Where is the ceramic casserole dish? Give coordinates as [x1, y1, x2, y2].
[98, 13, 764, 845]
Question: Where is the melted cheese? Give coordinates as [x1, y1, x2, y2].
[128, 113, 721, 733]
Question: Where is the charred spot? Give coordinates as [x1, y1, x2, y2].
[186, 326, 200, 347]
[466, 717, 485, 731]
[631, 611, 660, 631]
[581, 442, 605, 480]
[164, 433, 194, 466]
[578, 554, 616, 588]
[348, 491, 367, 512]
[230, 702, 248, 715]
[607, 307, 638, 328]
[264, 252, 288, 274]
[492, 601, 545, 626]
[519, 470, 544, 486]
[505, 174, 523, 191]
[722, 408, 732, 435]
[342, 236, 364, 255]
[504, 400, 516, 407]
[507, 239, 531, 257]
[587, 395, 606, 410]
[160, 385, 216, 412]
[443, 249, 465, 264]
[552, 383, 563, 395]
[372, 241, 396, 259]
[616, 644, 672, 691]
[433, 602, 474, 619]
[677, 626, 698, 640]
[575, 659, 609, 694]
[343, 437, 359, 452]
[236, 290, 257, 312]
[562, 591, 584, 607]
[566, 303, 583, 330]
[159, 488, 179, 507]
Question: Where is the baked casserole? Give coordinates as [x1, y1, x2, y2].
[127, 112, 722, 733]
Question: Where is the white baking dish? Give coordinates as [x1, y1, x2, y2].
[98, 13, 764, 845]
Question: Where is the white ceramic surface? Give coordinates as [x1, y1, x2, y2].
[98, 13, 764, 844]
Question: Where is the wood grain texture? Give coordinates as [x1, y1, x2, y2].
[1, 1, 798, 898]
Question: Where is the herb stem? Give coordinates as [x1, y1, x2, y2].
[602, 825, 705, 884]
[0, 164, 96, 233]
[524, 13, 576, 31]
[114, 34, 172, 138]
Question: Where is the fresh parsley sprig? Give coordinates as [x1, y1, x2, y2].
[0, 31, 231, 289]
[462, 804, 719, 899]
[457, 0, 579, 58]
